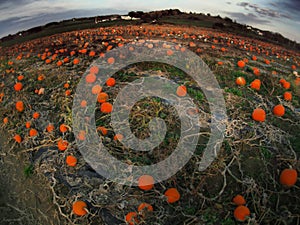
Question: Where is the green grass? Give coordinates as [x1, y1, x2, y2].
[188, 87, 204, 102]
[225, 87, 243, 97]
[24, 164, 34, 177]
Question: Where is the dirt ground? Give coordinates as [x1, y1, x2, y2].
[0, 131, 59, 225]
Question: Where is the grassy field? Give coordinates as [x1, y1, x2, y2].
[0, 24, 299, 225]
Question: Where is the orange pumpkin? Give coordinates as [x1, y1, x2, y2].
[33, 112, 40, 119]
[97, 126, 108, 135]
[100, 102, 113, 113]
[59, 124, 68, 133]
[232, 195, 246, 206]
[252, 108, 266, 122]
[176, 85, 187, 97]
[164, 188, 180, 203]
[14, 82, 23, 91]
[125, 212, 138, 225]
[97, 92, 109, 103]
[114, 133, 124, 141]
[80, 100, 87, 108]
[237, 60, 245, 68]
[90, 66, 99, 74]
[138, 203, 153, 213]
[65, 90, 71, 96]
[3, 117, 8, 124]
[280, 168, 298, 187]
[253, 67, 260, 76]
[236, 77, 246, 86]
[106, 78, 116, 87]
[77, 130, 86, 141]
[107, 57, 115, 64]
[273, 104, 285, 117]
[14, 134, 22, 143]
[86, 73, 96, 83]
[73, 58, 80, 65]
[282, 81, 291, 89]
[138, 175, 154, 191]
[72, 201, 88, 216]
[16, 101, 24, 112]
[91, 85, 102, 95]
[234, 205, 250, 222]
[46, 123, 54, 132]
[25, 121, 31, 128]
[283, 92, 292, 101]
[57, 61, 63, 66]
[66, 155, 77, 167]
[29, 128, 38, 137]
[17, 75, 24, 81]
[57, 139, 68, 151]
[250, 79, 261, 90]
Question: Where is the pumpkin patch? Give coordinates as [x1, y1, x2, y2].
[0, 13, 299, 225]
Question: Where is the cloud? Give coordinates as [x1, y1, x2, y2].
[0, 8, 127, 38]
[224, 12, 271, 25]
[278, 0, 300, 12]
[237, 2, 290, 19]
[269, 0, 300, 21]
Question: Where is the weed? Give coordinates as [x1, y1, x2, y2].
[24, 164, 34, 177]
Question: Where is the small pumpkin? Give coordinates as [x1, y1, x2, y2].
[234, 205, 250, 222]
[97, 92, 109, 103]
[85, 73, 96, 83]
[25, 121, 31, 128]
[66, 155, 77, 167]
[252, 67, 260, 76]
[33, 112, 40, 119]
[250, 79, 261, 90]
[29, 128, 38, 137]
[16, 101, 24, 112]
[107, 57, 115, 64]
[72, 201, 88, 216]
[100, 102, 113, 113]
[176, 85, 187, 97]
[273, 104, 285, 117]
[164, 188, 180, 203]
[106, 78, 116, 87]
[283, 92, 292, 101]
[138, 202, 153, 213]
[3, 117, 8, 124]
[232, 195, 246, 206]
[97, 126, 108, 135]
[114, 133, 124, 141]
[59, 124, 68, 133]
[91, 85, 102, 95]
[73, 58, 80, 65]
[125, 212, 138, 225]
[282, 81, 291, 89]
[14, 134, 22, 143]
[138, 175, 154, 191]
[80, 100, 87, 108]
[237, 60, 246, 68]
[14, 82, 23, 91]
[236, 77, 246, 86]
[46, 123, 54, 132]
[77, 130, 86, 141]
[252, 108, 266, 122]
[280, 168, 297, 187]
[58, 139, 68, 151]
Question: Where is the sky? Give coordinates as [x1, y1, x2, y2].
[0, 0, 299, 42]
